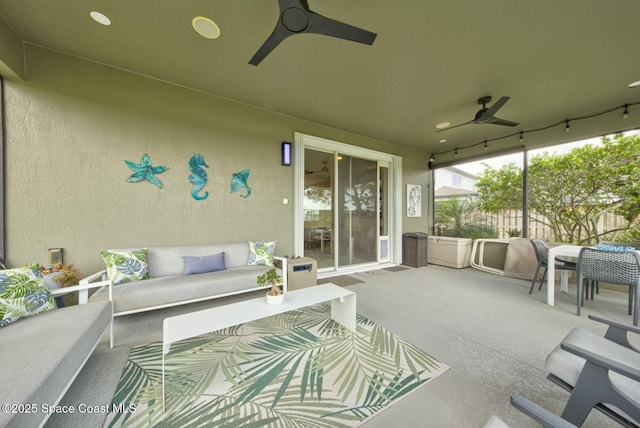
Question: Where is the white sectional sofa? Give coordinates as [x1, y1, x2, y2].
[0, 299, 112, 428]
[82, 241, 288, 347]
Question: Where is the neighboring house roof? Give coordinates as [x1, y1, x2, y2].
[444, 166, 478, 180]
[434, 186, 479, 198]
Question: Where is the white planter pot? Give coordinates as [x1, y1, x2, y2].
[44, 272, 64, 290]
[266, 292, 284, 306]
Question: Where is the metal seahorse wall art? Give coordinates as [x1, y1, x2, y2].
[125, 154, 168, 188]
[188, 153, 209, 201]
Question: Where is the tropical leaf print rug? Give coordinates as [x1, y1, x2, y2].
[105, 303, 449, 427]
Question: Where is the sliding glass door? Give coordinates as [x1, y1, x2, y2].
[301, 138, 395, 272]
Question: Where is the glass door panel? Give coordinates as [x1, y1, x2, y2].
[379, 165, 390, 262]
[337, 155, 377, 267]
[303, 149, 334, 268]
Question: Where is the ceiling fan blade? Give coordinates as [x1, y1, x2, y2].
[249, 23, 293, 66]
[280, 0, 305, 10]
[435, 120, 474, 133]
[488, 117, 519, 127]
[482, 96, 510, 118]
[306, 11, 377, 45]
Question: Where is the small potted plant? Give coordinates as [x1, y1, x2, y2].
[26, 262, 84, 289]
[257, 268, 283, 305]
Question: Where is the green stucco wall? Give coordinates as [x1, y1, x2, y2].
[0, 16, 24, 79]
[2, 45, 429, 274]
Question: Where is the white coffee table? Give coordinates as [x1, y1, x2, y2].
[161, 283, 356, 409]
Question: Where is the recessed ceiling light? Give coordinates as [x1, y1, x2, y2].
[89, 11, 111, 26]
[192, 16, 220, 39]
[435, 122, 450, 129]
[439, 139, 447, 143]
[629, 80, 640, 88]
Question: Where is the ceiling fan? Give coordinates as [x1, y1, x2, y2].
[437, 96, 520, 132]
[249, 0, 377, 66]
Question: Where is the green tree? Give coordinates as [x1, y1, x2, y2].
[475, 133, 640, 244]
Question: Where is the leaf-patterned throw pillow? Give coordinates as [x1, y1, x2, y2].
[0, 267, 57, 328]
[247, 241, 276, 266]
[101, 249, 150, 285]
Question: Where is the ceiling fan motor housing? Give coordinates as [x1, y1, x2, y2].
[282, 7, 309, 32]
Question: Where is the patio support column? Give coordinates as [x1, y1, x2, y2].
[0, 76, 5, 267]
[522, 150, 529, 238]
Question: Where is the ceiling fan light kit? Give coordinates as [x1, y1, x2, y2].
[249, 0, 377, 66]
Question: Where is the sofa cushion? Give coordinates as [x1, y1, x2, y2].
[248, 240, 276, 266]
[184, 252, 226, 275]
[0, 267, 57, 328]
[144, 242, 251, 277]
[91, 265, 273, 313]
[0, 300, 112, 428]
[101, 248, 150, 285]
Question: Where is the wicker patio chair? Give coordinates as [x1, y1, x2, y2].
[576, 247, 640, 326]
[585, 241, 640, 301]
[529, 239, 577, 295]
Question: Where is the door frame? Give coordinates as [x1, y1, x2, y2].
[294, 133, 402, 274]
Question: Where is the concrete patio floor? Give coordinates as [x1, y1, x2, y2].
[47, 264, 629, 427]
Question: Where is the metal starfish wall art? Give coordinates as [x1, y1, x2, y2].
[125, 154, 169, 189]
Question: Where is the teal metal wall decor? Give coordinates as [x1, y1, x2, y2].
[188, 153, 209, 201]
[230, 169, 251, 198]
[125, 154, 168, 188]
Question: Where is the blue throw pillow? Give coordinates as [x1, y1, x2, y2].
[183, 252, 226, 275]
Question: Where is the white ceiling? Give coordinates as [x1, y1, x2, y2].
[2, 0, 640, 165]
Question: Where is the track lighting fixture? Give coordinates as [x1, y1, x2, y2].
[623, 104, 629, 119]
